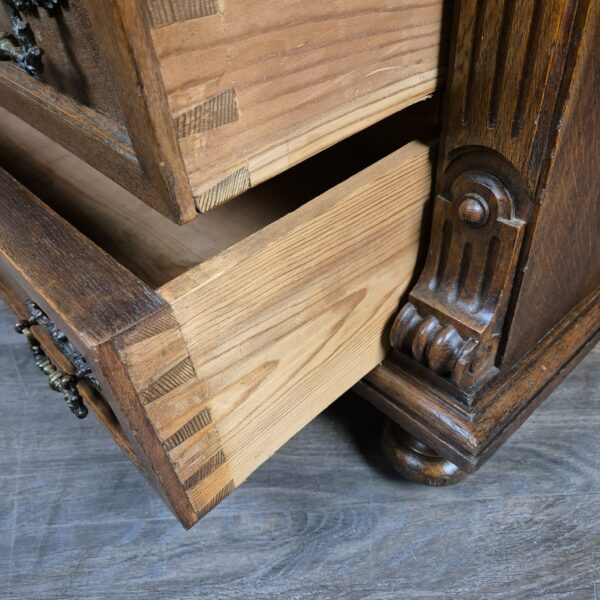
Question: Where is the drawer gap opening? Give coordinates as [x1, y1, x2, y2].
[0, 100, 437, 289]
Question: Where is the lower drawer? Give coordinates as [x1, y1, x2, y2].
[0, 109, 433, 528]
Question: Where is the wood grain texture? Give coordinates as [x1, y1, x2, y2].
[0, 104, 434, 290]
[0, 168, 164, 350]
[86, 0, 196, 223]
[0, 100, 435, 525]
[193, 166, 250, 212]
[360, 284, 600, 471]
[99, 308, 199, 527]
[174, 87, 239, 138]
[154, 141, 432, 515]
[380, 0, 600, 405]
[390, 170, 526, 394]
[146, 0, 220, 28]
[502, 0, 600, 365]
[0, 71, 160, 208]
[0, 0, 123, 119]
[441, 0, 579, 194]
[1, 296, 599, 598]
[0, 106, 293, 289]
[150, 0, 447, 208]
[0, 274, 144, 473]
[0, 171, 197, 524]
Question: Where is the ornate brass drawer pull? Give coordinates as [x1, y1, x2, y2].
[0, 0, 60, 76]
[15, 301, 98, 419]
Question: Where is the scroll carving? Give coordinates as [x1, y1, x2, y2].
[390, 170, 525, 391]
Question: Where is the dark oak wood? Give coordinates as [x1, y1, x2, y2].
[0, 67, 159, 207]
[85, 0, 196, 223]
[0, 275, 144, 472]
[0, 167, 197, 525]
[359, 285, 600, 471]
[381, 419, 467, 486]
[502, 0, 600, 365]
[0, 0, 122, 118]
[357, 0, 600, 480]
[0, 168, 164, 348]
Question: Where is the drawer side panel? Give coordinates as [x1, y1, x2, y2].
[150, 0, 447, 209]
[155, 141, 433, 518]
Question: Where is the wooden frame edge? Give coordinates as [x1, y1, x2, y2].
[86, 0, 196, 223]
[357, 285, 600, 471]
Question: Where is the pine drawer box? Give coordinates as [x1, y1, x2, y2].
[0, 0, 446, 222]
[0, 107, 433, 527]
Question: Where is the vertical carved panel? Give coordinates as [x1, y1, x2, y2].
[442, 0, 576, 193]
[390, 0, 587, 397]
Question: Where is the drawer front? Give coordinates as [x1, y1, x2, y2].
[0, 276, 146, 471]
[0, 2, 173, 218]
[0, 0, 120, 118]
[0, 139, 432, 527]
[0, 168, 194, 521]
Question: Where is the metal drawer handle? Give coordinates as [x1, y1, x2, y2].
[15, 300, 98, 419]
[15, 320, 88, 419]
[0, 0, 60, 76]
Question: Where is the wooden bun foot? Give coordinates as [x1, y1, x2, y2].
[381, 419, 468, 486]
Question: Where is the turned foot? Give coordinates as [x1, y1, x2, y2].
[381, 419, 468, 486]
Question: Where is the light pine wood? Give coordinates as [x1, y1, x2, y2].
[0, 100, 433, 524]
[0, 0, 445, 221]
[151, 141, 432, 514]
[149, 0, 446, 209]
[0, 104, 434, 288]
[0, 0, 445, 223]
[0, 107, 300, 287]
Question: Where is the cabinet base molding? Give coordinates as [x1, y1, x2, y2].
[357, 285, 600, 475]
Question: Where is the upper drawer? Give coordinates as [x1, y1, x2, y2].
[0, 0, 447, 222]
[0, 0, 122, 118]
[0, 107, 433, 527]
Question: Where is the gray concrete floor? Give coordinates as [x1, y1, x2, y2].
[1, 299, 599, 600]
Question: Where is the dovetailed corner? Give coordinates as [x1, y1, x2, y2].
[193, 166, 251, 212]
[195, 480, 235, 519]
[174, 88, 239, 138]
[147, 0, 220, 28]
[163, 408, 213, 451]
[139, 357, 196, 405]
[184, 449, 227, 490]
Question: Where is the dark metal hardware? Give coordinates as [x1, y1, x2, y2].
[15, 300, 98, 419]
[0, 0, 60, 76]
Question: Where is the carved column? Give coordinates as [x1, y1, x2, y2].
[358, 0, 600, 483]
[391, 0, 586, 397]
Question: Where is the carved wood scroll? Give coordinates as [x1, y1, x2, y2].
[390, 170, 525, 390]
[390, 0, 585, 396]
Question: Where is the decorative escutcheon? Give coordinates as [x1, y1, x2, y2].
[15, 301, 97, 419]
[0, 0, 61, 76]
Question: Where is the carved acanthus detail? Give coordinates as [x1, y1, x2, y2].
[390, 169, 526, 392]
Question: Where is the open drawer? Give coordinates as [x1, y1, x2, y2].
[0, 0, 446, 222]
[0, 108, 434, 528]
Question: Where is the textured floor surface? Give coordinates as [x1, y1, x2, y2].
[0, 299, 599, 600]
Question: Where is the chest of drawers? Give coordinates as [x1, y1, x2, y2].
[0, 0, 598, 528]
[0, 0, 446, 221]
